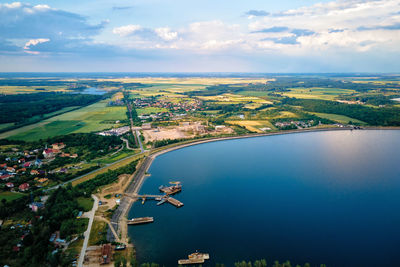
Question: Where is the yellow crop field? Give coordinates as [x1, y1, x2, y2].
[198, 93, 272, 105]
[226, 120, 275, 133]
[96, 77, 274, 85]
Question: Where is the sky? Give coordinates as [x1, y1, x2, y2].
[0, 0, 400, 72]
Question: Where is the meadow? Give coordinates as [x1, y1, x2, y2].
[0, 85, 68, 94]
[282, 87, 356, 100]
[309, 112, 367, 125]
[3, 97, 127, 141]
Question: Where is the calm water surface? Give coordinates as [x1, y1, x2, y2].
[128, 130, 400, 266]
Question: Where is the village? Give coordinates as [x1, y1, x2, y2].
[0, 142, 76, 193]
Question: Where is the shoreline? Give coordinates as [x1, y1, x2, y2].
[112, 126, 400, 246]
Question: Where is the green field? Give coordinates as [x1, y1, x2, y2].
[94, 149, 139, 164]
[89, 219, 107, 246]
[77, 197, 94, 212]
[3, 97, 128, 141]
[0, 123, 14, 131]
[137, 107, 169, 115]
[310, 112, 367, 125]
[237, 91, 270, 97]
[0, 85, 68, 95]
[0, 191, 25, 202]
[283, 87, 356, 100]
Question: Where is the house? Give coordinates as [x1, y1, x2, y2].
[6, 182, 14, 188]
[215, 125, 226, 131]
[0, 163, 7, 168]
[101, 244, 112, 264]
[43, 149, 54, 158]
[37, 178, 48, 184]
[52, 143, 65, 150]
[18, 158, 25, 164]
[142, 123, 152, 130]
[6, 167, 15, 173]
[16, 168, 26, 174]
[30, 170, 39, 176]
[23, 162, 32, 168]
[0, 174, 12, 180]
[70, 154, 78, 158]
[19, 183, 29, 192]
[29, 202, 44, 212]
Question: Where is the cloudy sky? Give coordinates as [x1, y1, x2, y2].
[0, 0, 399, 72]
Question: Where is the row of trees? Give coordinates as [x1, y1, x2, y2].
[75, 159, 139, 195]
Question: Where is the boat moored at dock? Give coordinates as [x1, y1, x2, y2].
[127, 217, 154, 225]
[178, 252, 210, 265]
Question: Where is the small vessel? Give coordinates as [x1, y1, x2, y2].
[127, 217, 154, 225]
[178, 251, 210, 265]
[115, 244, 126, 250]
[159, 181, 182, 195]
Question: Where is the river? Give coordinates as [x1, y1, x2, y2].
[128, 130, 400, 266]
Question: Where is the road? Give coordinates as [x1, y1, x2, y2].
[120, 136, 134, 151]
[136, 129, 144, 153]
[107, 155, 154, 242]
[78, 194, 99, 267]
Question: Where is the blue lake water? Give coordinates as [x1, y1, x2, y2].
[74, 87, 106, 95]
[128, 130, 400, 266]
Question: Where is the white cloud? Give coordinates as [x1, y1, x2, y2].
[108, 0, 399, 55]
[112, 24, 142, 37]
[248, 0, 400, 53]
[24, 38, 50, 49]
[23, 38, 50, 54]
[155, 27, 178, 41]
[3, 2, 21, 8]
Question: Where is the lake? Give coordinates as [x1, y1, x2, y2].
[73, 87, 106, 95]
[128, 130, 400, 266]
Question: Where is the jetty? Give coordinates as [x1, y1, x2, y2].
[127, 217, 154, 225]
[178, 252, 210, 265]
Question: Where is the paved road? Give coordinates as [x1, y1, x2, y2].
[78, 194, 99, 267]
[136, 130, 144, 153]
[107, 155, 154, 241]
[120, 136, 135, 151]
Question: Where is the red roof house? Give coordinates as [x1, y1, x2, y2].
[19, 183, 29, 192]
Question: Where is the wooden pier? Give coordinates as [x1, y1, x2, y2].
[133, 194, 184, 208]
[166, 197, 184, 207]
[127, 217, 154, 225]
